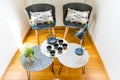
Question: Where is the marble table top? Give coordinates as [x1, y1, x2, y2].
[21, 46, 54, 72]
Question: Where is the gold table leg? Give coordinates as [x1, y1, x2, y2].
[49, 62, 55, 75]
[82, 66, 85, 74]
[27, 71, 30, 80]
[58, 63, 63, 75]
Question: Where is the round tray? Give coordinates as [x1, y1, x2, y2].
[40, 37, 69, 57]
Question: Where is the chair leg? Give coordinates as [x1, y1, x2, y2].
[64, 27, 69, 39]
[35, 30, 39, 45]
[48, 29, 51, 34]
[48, 28, 55, 35]
[52, 28, 55, 35]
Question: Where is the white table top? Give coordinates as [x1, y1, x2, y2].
[58, 43, 89, 68]
[40, 37, 69, 57]
[21, 46, 54, 72]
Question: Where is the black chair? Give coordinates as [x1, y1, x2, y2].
[63, 3, 92, 39]
[25, 4, 56, 45]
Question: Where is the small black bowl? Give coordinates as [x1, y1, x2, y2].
[46, 45, 52, 51]
[50, 50, 55, 56]
[58, 47, 63, 53]
[62, 43, 68, 49]
[58, 39, 63, 45]
[54, 43, 59, 49]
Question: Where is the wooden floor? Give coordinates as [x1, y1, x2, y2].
[1, 26, 109, 80]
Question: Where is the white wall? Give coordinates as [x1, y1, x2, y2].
[0, 0, 29, 78]
[0, 16, 17, 78]
[9, 0, 30, 43]
[88, 0, 120, 80]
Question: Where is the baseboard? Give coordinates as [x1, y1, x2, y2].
[1, 49, 20, 79]
[22, 28, 31, 43]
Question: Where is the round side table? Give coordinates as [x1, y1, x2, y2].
[21, 46, 54, 80]
[58, 43, 89, 74]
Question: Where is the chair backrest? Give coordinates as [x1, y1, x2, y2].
[63, 3, 92, 28]
[25, 4, 55, 19]
[25, 4, 56, 30]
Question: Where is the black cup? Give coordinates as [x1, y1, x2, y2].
[58, 39, 63, 45]
[50, 50, 55, 56]
[58, 47, 63, 53]
[46, 45, 52, 51]
[54, 43, 59, 49]
[62, 43, 68, 49]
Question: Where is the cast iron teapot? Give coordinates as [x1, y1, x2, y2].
[47, 34, 57, 44]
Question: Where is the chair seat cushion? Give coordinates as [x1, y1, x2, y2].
[30, 9, 53, 25]
[30, 22, 55, 30]
[65, 8, 89, 24]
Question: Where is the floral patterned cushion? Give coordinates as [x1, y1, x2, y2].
[65, 8, 89, 24]
[30, 10, 53, 25]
